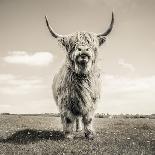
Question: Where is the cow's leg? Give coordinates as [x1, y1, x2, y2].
[75, 117, 82, 132]
[61, 112, 75, 139]
[82, 114, 94, 139]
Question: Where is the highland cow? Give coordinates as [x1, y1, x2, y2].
[45, 13, 114, 139]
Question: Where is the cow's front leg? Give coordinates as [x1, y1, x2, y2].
[83, 114, 94, 139]
[61, 113, 75, 139]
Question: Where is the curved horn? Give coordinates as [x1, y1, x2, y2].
[45, 16, 62, 38]
[97, 12, 114, 37]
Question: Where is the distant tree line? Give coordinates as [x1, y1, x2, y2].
[1, 113, 155, 119]
[95, 113, 155, 119]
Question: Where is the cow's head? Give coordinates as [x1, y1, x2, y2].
[45, 13, 114, 75]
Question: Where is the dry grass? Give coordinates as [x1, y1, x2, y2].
[0, 114, 154, 155]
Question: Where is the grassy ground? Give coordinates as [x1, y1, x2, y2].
[0, 114, 154, 155]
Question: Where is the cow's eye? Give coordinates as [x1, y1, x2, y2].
[86, 48, 89, 51]
[78, 48, 81, 51]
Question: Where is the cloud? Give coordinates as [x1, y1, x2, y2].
[0, 74, 15, 81]
[118, 58, 135, 72]
[97, 74, 155, 114]
[0, 73, 52, 114]
[0, 74, 46, 95]
[103, 74, 154, 93]
[3, 51, 53, 66]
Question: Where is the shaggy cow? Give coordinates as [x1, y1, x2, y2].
[45, 13, 114, 139]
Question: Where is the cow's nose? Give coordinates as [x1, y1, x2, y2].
[77, 54, 89, 64]
[80, 54, 88, 59]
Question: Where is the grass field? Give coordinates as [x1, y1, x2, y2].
[0, 114, 154, 155]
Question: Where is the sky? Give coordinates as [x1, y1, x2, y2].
[0, 0, 155, 114]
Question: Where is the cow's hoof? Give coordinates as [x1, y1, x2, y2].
[65, 133, 74, 139]
[85, 130, 95, 140]
[76, 127, 83, 132]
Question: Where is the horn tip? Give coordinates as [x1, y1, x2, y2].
[112, 11, 114, 19]
[111, 11, 114, 26]
[45, 16, 49, 26]
[45, 15, 48, 20]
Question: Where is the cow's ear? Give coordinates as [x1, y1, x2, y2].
[58, 37, 70, 51]
[97, 36, 106, 46]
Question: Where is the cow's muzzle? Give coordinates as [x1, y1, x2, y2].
[76, 54, 90, 65]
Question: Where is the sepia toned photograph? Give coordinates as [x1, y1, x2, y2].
[0, 0, 155, 154]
